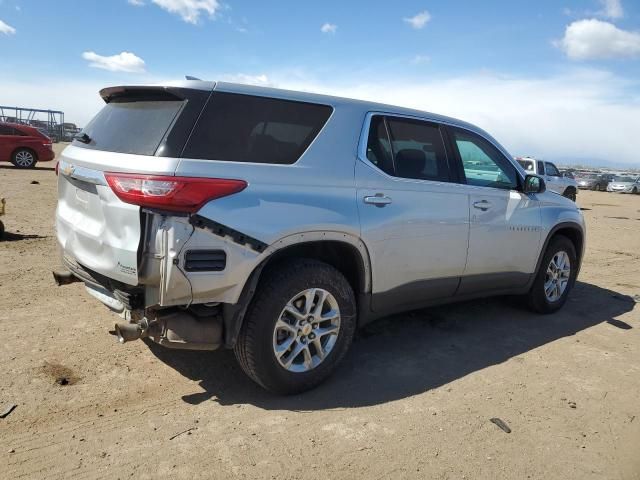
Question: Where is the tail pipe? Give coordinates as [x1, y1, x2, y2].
[114, 322, 146, 344]
[114, 311, 222, 350]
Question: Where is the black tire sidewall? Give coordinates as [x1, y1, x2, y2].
[237, 259, 356, 394]
[528, 236, 578, 313]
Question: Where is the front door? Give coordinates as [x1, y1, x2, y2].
[447, 127, 542, 294]
[356, 115, 469, 313]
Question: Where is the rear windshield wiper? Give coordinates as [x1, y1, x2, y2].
[73, 133, 92, 144]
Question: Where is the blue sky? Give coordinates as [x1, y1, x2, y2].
[1, 0, 639, 166]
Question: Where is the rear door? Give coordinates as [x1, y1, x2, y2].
[356, 114, 469, 313]
[56, 86, 211, 285]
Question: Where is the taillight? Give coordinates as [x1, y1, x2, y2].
[104, 173, 247, 213]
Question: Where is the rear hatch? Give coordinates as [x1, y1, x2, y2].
[56, 84, 212, 286]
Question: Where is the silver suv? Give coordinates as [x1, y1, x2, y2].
[55, 80, 585, 394]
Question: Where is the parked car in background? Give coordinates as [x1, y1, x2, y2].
[574, 173, 610, 191]
[0, 122, 55, 168]
[516, 156, 578, 201]
[62, 123, 82, 142]
[607, 175, 640, 194]
[54, 81, 585, 394]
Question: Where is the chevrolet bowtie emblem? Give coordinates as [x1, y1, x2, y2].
[61, 163, 75, 177]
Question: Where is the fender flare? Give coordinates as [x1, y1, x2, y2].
[221, 230, 373, 348]
[530, 221, 585, 285]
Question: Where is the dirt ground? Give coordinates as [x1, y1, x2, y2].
[1, 145, 639, 480]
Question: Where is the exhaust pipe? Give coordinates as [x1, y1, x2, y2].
[114, 311, 223, 350]
[52, 270, 82, 286]
[115, 322, 145, 344]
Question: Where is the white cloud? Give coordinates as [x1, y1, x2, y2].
[128, 0, 145, 6]
[2, 67, 639, 166]
[411, 54, 430, 64]
[0, 19, 16, 35]
[598, 0, 623, 19]
[267, 68, 640, 166]
[558, 19, 640, 60]
[403, 10, 431, 29]
[81, 51, 146, 73]
[150, 0, 220, 24]
[220, 73, 272, 86]
[320, 23, 337, 34]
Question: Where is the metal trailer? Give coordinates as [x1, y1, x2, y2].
[0, 105, 65, 142]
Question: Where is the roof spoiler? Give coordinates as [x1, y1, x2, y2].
[99, 85, 185, 104]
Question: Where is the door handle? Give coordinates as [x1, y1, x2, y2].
[473, 200, 492, 211]
[364, 194, 392, 207]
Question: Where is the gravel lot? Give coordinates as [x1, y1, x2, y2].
[1, 145, 639, 479]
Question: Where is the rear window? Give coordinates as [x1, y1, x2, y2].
[73, 97, 184, 156]
[183, 92, 333, 164]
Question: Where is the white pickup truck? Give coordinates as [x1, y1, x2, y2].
[516, 157, 578, 201]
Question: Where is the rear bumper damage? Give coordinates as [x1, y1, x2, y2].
[53, 265, 224, 350]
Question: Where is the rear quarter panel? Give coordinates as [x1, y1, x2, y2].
[175, 103, 364, 245]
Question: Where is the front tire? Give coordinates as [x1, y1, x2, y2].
[527, 235, 577, 314]
[11, 148, 37, 169]
[234, 258, 356, 394]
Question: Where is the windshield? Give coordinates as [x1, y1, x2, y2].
[613, 176, 636, 182]
[516, 159, 534, 172]
[73, 98, 184, 156]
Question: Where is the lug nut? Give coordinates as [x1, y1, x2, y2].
[309, 333, 315, 340]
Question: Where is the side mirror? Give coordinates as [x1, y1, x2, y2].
[523, 175, 545, 194]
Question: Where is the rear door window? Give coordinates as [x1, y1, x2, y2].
[73, 95, 185, 156]
[385, 117, 450, 182]
[183, 92, 333, 164]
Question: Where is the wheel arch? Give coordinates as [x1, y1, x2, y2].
[222, 232, 372, 348]
[534, 222, 584, 280]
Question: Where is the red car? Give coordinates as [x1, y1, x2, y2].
[0, 122, 55, 168]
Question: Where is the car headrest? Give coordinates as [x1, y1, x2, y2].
[395, 149, 426, 178]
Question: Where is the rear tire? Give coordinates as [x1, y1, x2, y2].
[11, 148, 37, 169]
[527, 235, 577, 314]
[234, 258, 356, 394]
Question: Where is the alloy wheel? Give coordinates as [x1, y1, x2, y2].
[544, 251, 571, 302]
[15, 150, 35, 167]
[272, 288, 341, 373]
